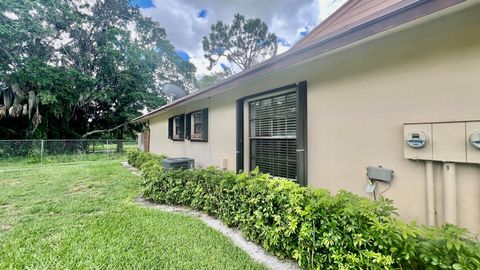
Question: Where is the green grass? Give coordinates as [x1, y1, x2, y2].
[0, 141, 137, 166]
[0, 153, 128, 168]
[0, 160, 266, 269]
[86, 141, 138, 152]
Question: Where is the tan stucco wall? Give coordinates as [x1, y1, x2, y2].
[149, 100, 212, 168]
[148, 4, 480, 234]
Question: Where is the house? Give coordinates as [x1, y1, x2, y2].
[134, 0, 480, 235]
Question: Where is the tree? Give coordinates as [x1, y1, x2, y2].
[0, 0, 93, 138]
[202, 14, 278, 73]
[0, 0, 196, 140]
[195, 71, 231, 89]
[195, 75, 219, 89]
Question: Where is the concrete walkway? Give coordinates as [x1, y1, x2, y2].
[122, 162, 300, 270]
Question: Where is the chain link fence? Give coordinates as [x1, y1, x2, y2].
[0, 139, 137, 163]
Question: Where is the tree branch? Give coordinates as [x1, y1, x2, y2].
[82, 122, 129, 138]
[1, 47, 19, 70]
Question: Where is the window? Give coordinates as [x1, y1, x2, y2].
[192, 112, 203, 139]
[174, 116, 183, 139]
[168, 114, 185, 141]
[186, 108, 208, 142]
[249, 92, 297, 179]
[237, 81, 307, 185]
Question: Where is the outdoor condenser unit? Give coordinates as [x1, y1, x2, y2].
[162, 158, 195, 170]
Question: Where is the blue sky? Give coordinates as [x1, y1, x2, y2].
[130, 0, 154, 8]
[135, 0, 347, 77]
[176, 49, 191, 61]
[197, 9, 208, 18]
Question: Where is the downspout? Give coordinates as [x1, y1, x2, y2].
[425, 161, 436, 226]
[442, 162, 457, 225]
[184, 105, 187, 158]
[147, 121, 150, 152]
[208, 97, 212, 166]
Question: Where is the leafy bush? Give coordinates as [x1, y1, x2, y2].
[130, 154, 480, 269]
[126, 149, 166, 168]
[409, 225, 480, 269]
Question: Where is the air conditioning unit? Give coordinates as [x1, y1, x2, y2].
[162, 158, 195, 170]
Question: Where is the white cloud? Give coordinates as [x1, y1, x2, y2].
[139, 0, 346, 77]
[189, 56, 224, 77]
[318, 0, 347, 20]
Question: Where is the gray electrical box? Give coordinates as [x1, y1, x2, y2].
[163, 158, 195, 170]
[367, 166, 394, 183]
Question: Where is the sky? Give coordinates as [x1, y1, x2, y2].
[131, 0, 347, 78]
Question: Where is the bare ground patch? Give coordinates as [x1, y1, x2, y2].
[0, 203, 17, 233]
[65, 182, 102, 197]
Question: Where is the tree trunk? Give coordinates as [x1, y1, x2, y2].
[116, 129, 124, 153]
[116, 140, 123, 153]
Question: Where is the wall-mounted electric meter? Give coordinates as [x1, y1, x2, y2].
[406, 131, 429, 148]
[469, 130, 480, 149]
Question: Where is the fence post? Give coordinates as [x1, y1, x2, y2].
[40, 139, 44, 164]
[106, 139, 109, 156]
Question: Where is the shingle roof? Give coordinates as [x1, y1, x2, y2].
[292, 0, 416, 50]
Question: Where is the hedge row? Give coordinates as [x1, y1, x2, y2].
[127, 150, 480, 269]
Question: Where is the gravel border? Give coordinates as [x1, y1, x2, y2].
[122, 162, 300, 270]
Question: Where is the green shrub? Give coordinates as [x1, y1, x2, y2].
[406, 224, 480, 269]
[131, 157, 480, 269]
[126, 149, 166, 168]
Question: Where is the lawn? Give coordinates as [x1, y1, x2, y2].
[0, 159, 265, 269]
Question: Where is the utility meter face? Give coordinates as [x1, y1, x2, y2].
[406, 131, 429, 148]
[469, 130, 480, 149]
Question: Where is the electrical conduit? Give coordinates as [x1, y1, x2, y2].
[442, 162, 457, 225]
[425, 161, 436, 226]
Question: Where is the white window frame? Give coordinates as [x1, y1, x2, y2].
[191, 111, 204, 140]
[173, 116, 183, 140]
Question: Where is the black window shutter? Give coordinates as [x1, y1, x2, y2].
[201, 108, 208, 142]
[185, 113, 192, 140]
[236, 99, 244, 173]
[168, 117, 173, 139]
[179, 114, 185, 140]
[296, 81, 308, 186]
